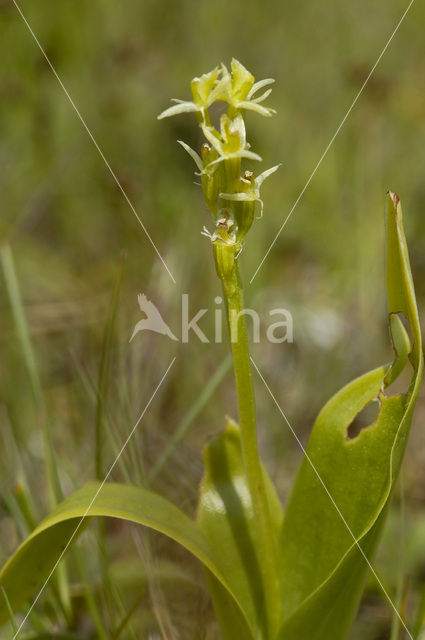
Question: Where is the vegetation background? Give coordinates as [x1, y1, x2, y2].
[1, 0, 425, 637]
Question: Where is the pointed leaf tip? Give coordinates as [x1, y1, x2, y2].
[388, 190, 400, 209]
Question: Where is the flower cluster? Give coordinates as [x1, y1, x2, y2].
[158, 59, 280, 254]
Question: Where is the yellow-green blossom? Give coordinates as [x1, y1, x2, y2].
[216, 59, 276, 117]
[158, 67, 219, 120]
[158, 59, 275, 121]
[220, 164, 281, 216]
[202, 114, 262, 168]
[158, 59, 280, 245]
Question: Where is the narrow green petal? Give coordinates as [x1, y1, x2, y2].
[247, 78, 275, 99]
[220, 192, 254, 202]
[157, 101, 198, 120]
[238, 101, 276, 117]
[177, 140, 204, 172]
[202, 125, 224, 154]
[238, 150, 263, 162]
[207, 150, 263, 170]
[252, 88, 273, 104]
[255, 164, 282, 189]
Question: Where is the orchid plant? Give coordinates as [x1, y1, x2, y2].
[0, 60, 423, 640]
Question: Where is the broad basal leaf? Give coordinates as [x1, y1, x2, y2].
[0, 482, 252, 633]
[197, 418, 283, 639]
[278, 193, 423, 639]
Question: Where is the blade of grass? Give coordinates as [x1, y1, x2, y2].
[94, 252, 126, 630]
[110, 592, 146, 640]
[74, 546, 109, 640]
[413, 584, 425, 639]
[1, 244, 42, 408]
[95, 251, 126, 480]
[14, 481, 37, 532]
[3, 489, 31, 539]
[115, 377, 147, 484]
[1, 244, 62, 506]
[1, 586, 18, 635]
[1, 244, 70, 620]
[1, 414, 38, 535]
[71, 353, 144, 487]
[147, 354, 232, 484]
[132, 529, 177, 640]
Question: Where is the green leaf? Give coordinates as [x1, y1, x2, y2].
[197, 418, 283, 639]
[0, 482, 251, 633]
[278, 193, 423, 639]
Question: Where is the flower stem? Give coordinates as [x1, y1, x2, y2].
[216, 248, 281, 638]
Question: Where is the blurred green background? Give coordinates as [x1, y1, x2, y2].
[1, 0, 425, 637]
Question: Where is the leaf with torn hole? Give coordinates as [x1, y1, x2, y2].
[277, 192, 423, 640]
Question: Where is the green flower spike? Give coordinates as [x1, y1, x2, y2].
[158, 59, 279, 246]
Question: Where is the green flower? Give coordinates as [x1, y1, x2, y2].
[218, 59, 276, 117]
[177, 140, 223, 215]
[220, 164, 281, 216]
[158, 67, 220, 120]
[157, 59, 276, 121]
[202, 113, 262, 168]
[202, 215, 237, 246]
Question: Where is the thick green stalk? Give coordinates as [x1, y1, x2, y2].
[216, 248, 281, 638]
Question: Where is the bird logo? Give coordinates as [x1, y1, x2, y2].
[130, 294, 178, 342]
